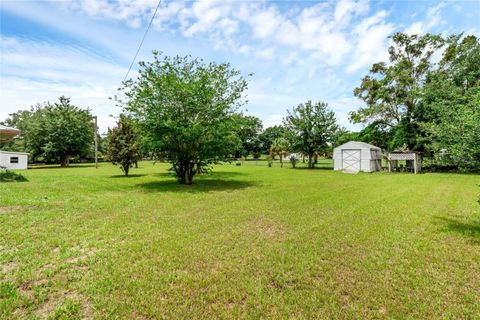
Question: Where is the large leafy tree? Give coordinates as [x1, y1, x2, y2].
[121, 52, 249, 184]
[4, 97, 94, 166]
[258, 125, 287, 154]
[351, 33, 446, 150]
[232, 114, 263, 159]
[421, 35, 480, 171]
[284, 100, 338, 168]
[106, 114, 141, 176]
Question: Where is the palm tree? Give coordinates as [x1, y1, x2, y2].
[269, 138, 289, 168]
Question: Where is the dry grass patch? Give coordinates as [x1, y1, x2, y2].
[65, 248, 97, 265]
[34, 290, 93, 320]
[244, 216, 287, 241]
[1, 261, 16, 274]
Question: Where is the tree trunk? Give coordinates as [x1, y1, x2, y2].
[183, 163, 194, 185]
[178, 160, 195, 185]
[280, 155, 283, 168]
[60, 155, 69, 167]
[124, 164, 129, 176]
[134, 161, 138, 168]
[308, 153, 314, 169]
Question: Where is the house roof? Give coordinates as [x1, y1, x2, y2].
[0, 125, 20, 142]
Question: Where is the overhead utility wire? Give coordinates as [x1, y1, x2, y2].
[123, 0, 162, 83]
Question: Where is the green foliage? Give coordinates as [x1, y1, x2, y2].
[106, 114, 141, 176]
[231, 114, 263, 158]
[266, 155, 273, 167]
[121, 52, 249, 184]
[284, 100, 339, 168]
[420, 35, 480, 171]
[4, 97, 94, 166]
[259, 125, 287, 154]
[331, 128, 359, 148]
[269, 137, 289, 168]
[351, 32, 479, 172]
[351, 32, 446, 150]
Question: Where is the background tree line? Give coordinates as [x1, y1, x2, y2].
[1, 32, 478, 181]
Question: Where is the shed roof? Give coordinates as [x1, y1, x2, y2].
[334, 141, 381, 151]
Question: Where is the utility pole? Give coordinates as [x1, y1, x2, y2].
[94, 116, 98, 169]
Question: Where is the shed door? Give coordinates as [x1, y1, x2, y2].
[342, 149, 361, 171]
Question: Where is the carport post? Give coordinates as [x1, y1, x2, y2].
[414, 155, 417, 174]
[94, 116, 98, 169]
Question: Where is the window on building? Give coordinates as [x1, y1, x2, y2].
[10, 157, 19, 164]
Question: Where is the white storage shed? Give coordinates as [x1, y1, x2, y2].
[0, 151, 29, 170]
[333, 141, 382, 172]
[1, 125, 29, 170]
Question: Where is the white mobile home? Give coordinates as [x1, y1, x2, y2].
[333, 141, 382, 173]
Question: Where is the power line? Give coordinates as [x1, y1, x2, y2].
[123, 0, 162, 83]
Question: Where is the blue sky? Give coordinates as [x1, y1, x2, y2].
[1, 0, 479, 133]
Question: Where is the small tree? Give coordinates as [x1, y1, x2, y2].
[289, 154, 298, 168]
[284, 100, 339, 168]
[106, 115, 141, 176]
[121, 52, 249, 184]
[269, 138, 289, 168]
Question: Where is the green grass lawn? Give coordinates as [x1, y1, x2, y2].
[1, 162, 479, 319]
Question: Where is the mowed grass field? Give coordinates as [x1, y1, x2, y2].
[1, 161, 479, 319]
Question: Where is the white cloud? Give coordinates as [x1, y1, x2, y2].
[69, 0, 158, 28]
[64, 0, 393, 70]
[0, 36, 125, 133]
[334, 0, 369, 26]
[405, 2, 446, 35]
[347, 10, 395, 72]
[256, 47, 275, 60]
[248, 5, 283, 39]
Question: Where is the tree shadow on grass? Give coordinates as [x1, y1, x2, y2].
[138, 178, 256, 193]
[434, 216, 480, 244]
[292, 166, 333, 171]
[0, 171, 28, 182]
[151, 171, 248, 179]
[29, 164, 97, 169]
[109, 174, 147, 178]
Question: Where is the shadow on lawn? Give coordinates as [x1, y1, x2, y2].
[109, 174, 147, 178]
[29, 164, 96, 169]
[138, 178, 255, 193]
[293, 166, 333, 171]
[151, 171, 248, 178]
[435, 216, 480, 244]
[0, 171, 28, 182]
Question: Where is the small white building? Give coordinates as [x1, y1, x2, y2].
[333, 141, 382, 172]
[0, 151, 29, 170]
[0, 125, 28, 170]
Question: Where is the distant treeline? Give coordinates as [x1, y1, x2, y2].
[1, 32, 478, 173]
